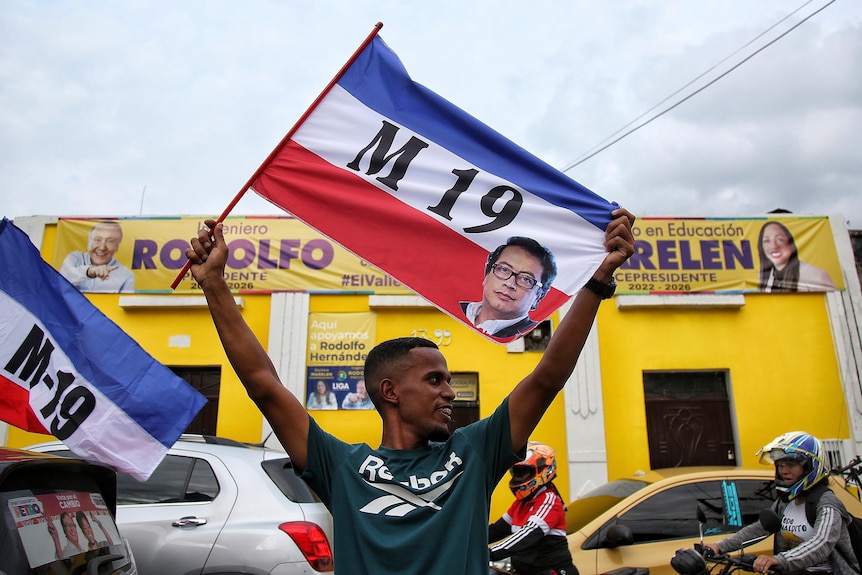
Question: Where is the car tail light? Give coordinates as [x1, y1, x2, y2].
[279, 521, 335, 572]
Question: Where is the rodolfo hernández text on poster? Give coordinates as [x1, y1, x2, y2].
[305, 312, 376, 410]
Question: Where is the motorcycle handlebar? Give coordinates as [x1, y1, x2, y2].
[704, 551, 781, 575]
[833, 455, 862, 475]
[673, 546, 781, 575]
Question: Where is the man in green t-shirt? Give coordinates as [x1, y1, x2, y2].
[186, 208, 635, 575]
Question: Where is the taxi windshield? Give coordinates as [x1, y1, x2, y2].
[566, 479, 649, 533]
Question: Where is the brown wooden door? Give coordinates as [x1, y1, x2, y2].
[643, 371, 736, 468]
[170, 366, 221, 436]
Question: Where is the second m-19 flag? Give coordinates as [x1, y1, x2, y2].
[251, 30, 617, 343]
[0, 218, 206, 480]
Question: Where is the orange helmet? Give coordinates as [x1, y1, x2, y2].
[509, 441, 557, 500]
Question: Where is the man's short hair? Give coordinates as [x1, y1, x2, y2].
[485, 237, 558, 299]
[364, 338, 438, 406]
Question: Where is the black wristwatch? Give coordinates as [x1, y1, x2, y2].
[584, 276, 616, 299]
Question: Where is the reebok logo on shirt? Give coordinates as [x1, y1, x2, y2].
[357, 451, 463, 517]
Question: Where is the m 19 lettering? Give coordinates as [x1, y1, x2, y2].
[3, 325, 95, 439]
[348, 121, 524, 234]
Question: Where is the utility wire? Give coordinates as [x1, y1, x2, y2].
[566, 0, 815, 163]
[560, 0, 835, 173]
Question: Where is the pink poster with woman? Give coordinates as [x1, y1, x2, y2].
[7, 491, 120, 568]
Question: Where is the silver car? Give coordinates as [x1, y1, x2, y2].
[27, 435, 334, 575]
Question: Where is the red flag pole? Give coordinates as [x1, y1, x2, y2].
[171, 22, 384, 289]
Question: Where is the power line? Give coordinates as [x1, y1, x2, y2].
[560, 0, 835, 173]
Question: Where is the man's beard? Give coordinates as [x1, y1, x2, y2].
[428, 425, 452, 442]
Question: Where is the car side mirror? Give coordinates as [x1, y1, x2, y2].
[605, 524, 634, 548]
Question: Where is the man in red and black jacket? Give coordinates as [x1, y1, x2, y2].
[490, 442, 578, 575]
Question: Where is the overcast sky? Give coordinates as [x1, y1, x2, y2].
[2, 1, 861, 229]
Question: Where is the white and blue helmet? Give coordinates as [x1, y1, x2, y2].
[757, 431, 829, 500]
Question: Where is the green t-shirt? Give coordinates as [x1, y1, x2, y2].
[301, 397, 521, 575]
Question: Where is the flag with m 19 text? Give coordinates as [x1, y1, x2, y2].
[0, 218, 206, 480]
[250, 31, 617, 343]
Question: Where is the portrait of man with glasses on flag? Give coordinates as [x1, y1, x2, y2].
[460, 237, 558, 339]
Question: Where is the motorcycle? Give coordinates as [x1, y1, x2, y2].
[489, 561, 648, 575]
[671, 507, 782, 575]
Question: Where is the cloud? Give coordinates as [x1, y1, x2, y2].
[1, 1, 860, 228]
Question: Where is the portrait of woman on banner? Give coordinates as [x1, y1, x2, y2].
[306, 380, 338, 410]
[757, 220, 838, 292]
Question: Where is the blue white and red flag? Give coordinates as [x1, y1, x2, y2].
[0, 218, 206, 480]
[250, 31, 617, 342]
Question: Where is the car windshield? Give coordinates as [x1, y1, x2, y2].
[566, 479, 649, 534]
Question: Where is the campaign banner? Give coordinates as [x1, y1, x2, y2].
[250, 33, 617, 344]
[0, 218, 206, 480]
[617, 217, 844, 294]
[51, 216, 411, 295]
[8, 490, 121, 567]
[306, 312, 376, 411]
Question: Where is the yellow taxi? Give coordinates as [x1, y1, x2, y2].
[566, 467, 862, 575]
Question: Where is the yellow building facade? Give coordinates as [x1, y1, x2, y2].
[4, 214, 862, 520]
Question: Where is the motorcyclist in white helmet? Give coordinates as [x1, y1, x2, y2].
[705, 432, 858, 575]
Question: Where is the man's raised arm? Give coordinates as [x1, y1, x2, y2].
[186, 219, 311, 469]
[508, 208, 635, 450]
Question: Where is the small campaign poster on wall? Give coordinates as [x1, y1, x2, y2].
[306, 312, 376, 411]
